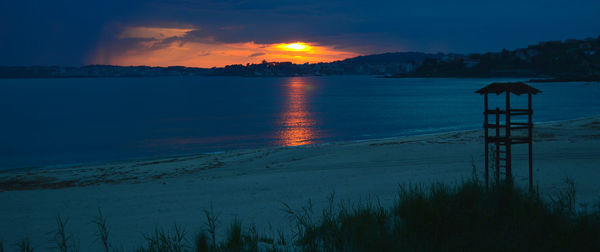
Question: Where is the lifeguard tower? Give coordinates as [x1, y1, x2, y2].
[476, 82, 541, 191]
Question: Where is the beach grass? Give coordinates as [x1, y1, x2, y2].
[93, 209, 111, 252]
[7, 177, 600, 252]
[285, 180, 600, 251]
[16, 238, 33, 252]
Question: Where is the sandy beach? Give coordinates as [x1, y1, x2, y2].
[1, 116, 599, 250]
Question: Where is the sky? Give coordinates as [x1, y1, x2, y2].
[1, 0, 599, 67]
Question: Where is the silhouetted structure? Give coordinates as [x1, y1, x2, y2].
[476, 82, 541, 191]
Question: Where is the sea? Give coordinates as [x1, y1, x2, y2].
[1, 76, 599, 170]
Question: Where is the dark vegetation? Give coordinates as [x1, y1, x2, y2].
[3, 176, 600, 251]
[285, 179, 600, 252]
[405, 36, 600, 78]
[4, 35, 599, 79]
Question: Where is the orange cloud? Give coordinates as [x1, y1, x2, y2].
[90, 27, 360, 67]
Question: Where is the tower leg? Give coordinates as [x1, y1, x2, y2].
[495, 142, 500, 181]
[529, 142, 533, 192]
[506, 143, 512, 182]
[505, 91, 512, 182]
[485, 142, 489, 187]
[495, 108, 500, 182]
[528, 93, 533, 192]
[484, 94, 489, 188]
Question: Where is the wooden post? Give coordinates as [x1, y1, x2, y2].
[506, 91, 511, 181]
[495, 107, 500, 181]
[484, 93, 489, 188]
[528, 93, 533, 192]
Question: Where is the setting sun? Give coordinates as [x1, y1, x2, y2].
[277, 42, 311, 52]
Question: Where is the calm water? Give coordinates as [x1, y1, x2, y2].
[1, 76, 599, 170]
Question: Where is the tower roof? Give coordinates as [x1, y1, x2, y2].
[475, 82, 541, 95]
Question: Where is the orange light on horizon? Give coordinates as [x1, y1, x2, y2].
[89, 26, 361, 67]
[276, 42, 311, 52]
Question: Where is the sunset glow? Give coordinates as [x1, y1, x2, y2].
[277, 42, 311, 52]
[90, 27, 360, 67]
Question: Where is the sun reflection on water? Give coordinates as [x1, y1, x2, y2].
[277, 77, 318, 146]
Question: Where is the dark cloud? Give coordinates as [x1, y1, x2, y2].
[182, 28, 247, 44]
[0, 0, 148, 66]
[148, 36, 185, 50]
[249, 52, 266, 57]
[1, 0, 600, 65]
[91, 36, 161, 64]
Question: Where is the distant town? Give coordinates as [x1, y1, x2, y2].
[1, 36, 599, 80]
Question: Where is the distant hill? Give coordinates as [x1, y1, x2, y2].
[341, 52, 460, 64]
[1, 36, 599, 78]
[403, 36, 600, 78]
[210, 52, 461, 77]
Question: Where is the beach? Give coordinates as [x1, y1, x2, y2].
[1, 116, 599, 250]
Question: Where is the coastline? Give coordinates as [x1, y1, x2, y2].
[1, 115, 598, 192]
[0, 123, 496, 188]
[0, 113, 589, 176]
[1, 115, 599, 249]
[0, 122, 481, 174]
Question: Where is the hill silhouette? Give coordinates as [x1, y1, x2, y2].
[1, 36, 599, 79]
